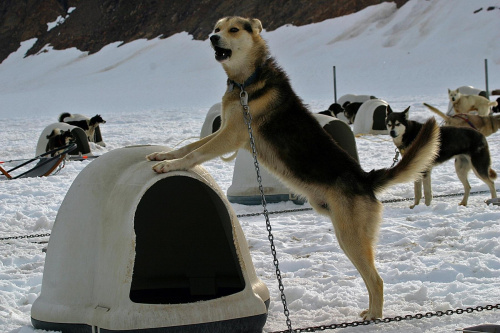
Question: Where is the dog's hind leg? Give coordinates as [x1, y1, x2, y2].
[328, 195, 384, 320]
[410, 179, 423, 209]
[455, 155, 472, 205]
[469, 155, 498, 201]
[423, 173, 432, 206]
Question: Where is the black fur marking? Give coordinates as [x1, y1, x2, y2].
[244, 57, 374, 198]
[243, 22, 253, 33]
[65, 120, 89, 130]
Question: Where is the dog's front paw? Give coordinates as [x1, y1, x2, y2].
[146, 151, 174, 161]
[360, 309, 382, 321]
[152, 161, 176, 173]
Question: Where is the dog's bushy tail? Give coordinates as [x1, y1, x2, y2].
[369, 118, 440, 194]
[423, 103, 449, 121]
[59, 112, 72, 122]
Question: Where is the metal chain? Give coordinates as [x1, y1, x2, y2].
[237, 189, 499, 218]
[239, 88, 294, 333]
[268, 304, 500, 333]
[0, 233, 51, 241]
[391, 148, 400, 167]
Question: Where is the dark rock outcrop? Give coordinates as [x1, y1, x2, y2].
[0, 0, 409, 64]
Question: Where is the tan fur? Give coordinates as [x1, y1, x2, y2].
[424, 103, 500, 137]
[146, 17, 440, 320]
[448, 88, 498, 116]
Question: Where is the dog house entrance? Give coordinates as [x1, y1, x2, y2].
[130, 176, 245, 304]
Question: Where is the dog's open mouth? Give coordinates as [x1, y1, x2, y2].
[214, 46, 232, 61]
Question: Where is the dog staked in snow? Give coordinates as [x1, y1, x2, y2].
[386, 106, 497, 208]
[147, 16, 441, 319]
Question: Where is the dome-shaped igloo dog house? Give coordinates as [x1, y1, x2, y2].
[31, 145, 270, 333]
[351, 99, 389, 136]
[336, 94, 377, 124]
[36, 122, 93, 158]
[201, 104, 358, 205]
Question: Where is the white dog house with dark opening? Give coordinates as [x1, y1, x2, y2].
[31, 145, 269, 333]
[351, 99, 389, 136]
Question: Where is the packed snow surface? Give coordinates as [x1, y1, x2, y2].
[0, 0, 499, 332]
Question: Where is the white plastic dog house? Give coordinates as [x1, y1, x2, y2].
[36, 122, 94, 157]
[200, 103, 223, 136]
[31, 145, 270, 333]
[352, 99, 389, 136]
[201, 104, 358, 205]
[446, 86, 487, 116]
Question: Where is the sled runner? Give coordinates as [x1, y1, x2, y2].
[0, 143, 77, 179]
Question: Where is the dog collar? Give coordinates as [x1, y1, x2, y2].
[228, 67, 260, 92]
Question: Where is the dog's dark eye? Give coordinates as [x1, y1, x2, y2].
[214, 28, 220, 33]
[229, 27, 239, 33]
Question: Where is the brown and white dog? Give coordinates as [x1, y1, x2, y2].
[147, 16, 440, 320]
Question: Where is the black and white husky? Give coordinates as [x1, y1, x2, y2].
[386, 106, 497, 207]
[59, 113, 106, 143]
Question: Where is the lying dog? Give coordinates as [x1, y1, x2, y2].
[147, 16, 441, 320]
[424, 103, 500, 137]
[318, 103, 344, 117]
[342, 101, 363, 124]
[386, 106, 497, 207]
[46, 128, 73, 156]
[59, 113, 106, 142]
[448, 88, 498, 116]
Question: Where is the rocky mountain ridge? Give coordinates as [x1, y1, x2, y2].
[0, 0, 410, 64]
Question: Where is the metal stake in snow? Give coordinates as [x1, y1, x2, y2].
[239, 87, 294, 333]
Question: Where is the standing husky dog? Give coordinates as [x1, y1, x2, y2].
[147, 17, 440, 320]
[386, 106, 497, 207]
[448, 88, 498, 116]
[59, 112, 106, 143]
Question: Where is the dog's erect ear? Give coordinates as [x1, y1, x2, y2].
[402, 106, 410, 119]
[250, 18, 263, 34]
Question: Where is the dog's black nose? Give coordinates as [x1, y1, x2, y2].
[210, 35, 220, 44]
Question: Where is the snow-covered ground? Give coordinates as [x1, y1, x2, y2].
[1, 0, 499, 332]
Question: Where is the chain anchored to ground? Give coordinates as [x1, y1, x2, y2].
[237, 189, 499, 218]
[268, 304, 500, 333]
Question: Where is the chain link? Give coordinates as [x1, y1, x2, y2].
[268, 304, 500, 333]
[240, 88, 294, 332]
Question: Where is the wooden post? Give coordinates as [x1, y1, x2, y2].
[333, 66, 337, 103]
[485, 59, 489, 99]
